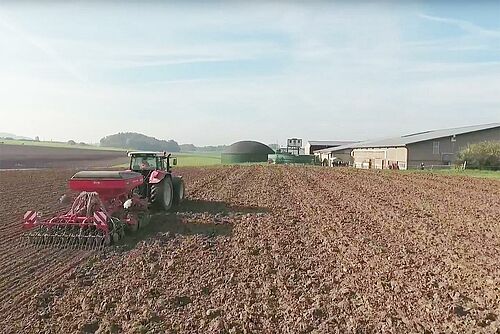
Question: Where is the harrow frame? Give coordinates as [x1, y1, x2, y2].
[21, 171, 149, 250]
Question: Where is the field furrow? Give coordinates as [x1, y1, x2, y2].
[1, 166, 499, 333]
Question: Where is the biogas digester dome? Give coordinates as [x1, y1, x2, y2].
[221, 141, 275, 164]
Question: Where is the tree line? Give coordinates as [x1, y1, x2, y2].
[100, 132, 180, 152]
[179, 144, 227, 152]
[457, 141, 500, 170]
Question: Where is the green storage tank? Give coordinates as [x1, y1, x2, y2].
[222, 141, 275, 164]
[268, 153, 315, 165]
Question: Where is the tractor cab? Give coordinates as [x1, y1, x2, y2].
[128, 151, 177, 173]
[127, 152, 184, 210]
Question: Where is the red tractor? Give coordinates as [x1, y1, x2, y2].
[128, 151, 185, 211]
[22, 152, 185, 249]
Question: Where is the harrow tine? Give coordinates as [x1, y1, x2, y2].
[71, 236, 78, 249]
[64, 235, 72, 249]
[69, 229, 76, 249]
[60, 235, 67, 248]
[54, 233, 61, 248]
[36, 234, 43, 247]
[58, 232, 65, 247]
[73, 235, 80, 249]
[85, 236, 92, 251]
[49, 236, 56, 247]
[23, 223, 113, 251]
[45, 236, 52, 248]
[96, 236, 102, 251]
[77, 232, 84, 250]
[44, 234, 51, 247]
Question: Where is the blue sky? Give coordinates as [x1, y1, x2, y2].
[0, 1, 498, 145]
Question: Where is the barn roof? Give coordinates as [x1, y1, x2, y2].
[307, 140, 357, 146]
[317, 123, 500, 153]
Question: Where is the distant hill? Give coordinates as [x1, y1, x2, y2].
[180, 144, 227, 152]
[0, 132, 32, 140]
[179, 144, 197, 152]
[100, 132, 180, 152]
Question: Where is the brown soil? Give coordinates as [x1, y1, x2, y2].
[0, 166, 499, 333]
[0, 144, 127, 169]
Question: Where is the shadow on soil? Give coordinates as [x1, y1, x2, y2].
[117, 199, 268, 250]
[177, 199, 269, 215]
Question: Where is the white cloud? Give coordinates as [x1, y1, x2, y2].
[419, 13, 500, 38]
[0, 10, 89, 83]
[0, 3, 499, 145]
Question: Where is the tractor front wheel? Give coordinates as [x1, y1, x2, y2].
[150, 177, 173, 211]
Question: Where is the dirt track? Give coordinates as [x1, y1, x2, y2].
[1, 166, 499, 333]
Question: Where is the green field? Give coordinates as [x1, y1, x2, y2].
[113, 152, 222, 168]
[1, 139, 222, 167]
[403, 168, 500, 180]
[0, 139, 125, 151]
[174, 152, 221, 167]
[0, 139, 221, 167]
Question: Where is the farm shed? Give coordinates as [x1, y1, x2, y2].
[304, 141, 357, 155]
[268, 152, 315, 165]
[221, 141, 275, 164]
[349, 123, 500, 170]
[314, 145, 357, 166]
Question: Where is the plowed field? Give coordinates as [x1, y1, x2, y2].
[0, 144, 127, 169]
[0, 166, 499, 333]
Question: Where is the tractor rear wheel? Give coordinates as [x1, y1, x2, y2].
[150, 177, 173, 211]
[173, 177, 185, 205]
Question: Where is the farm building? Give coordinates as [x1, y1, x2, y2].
[325, 123, 499, 170]
[315, 146, 357, 166]
[304, 141, 357, 155]
[315, 123, 500, 169]
[221, 141, 275, 164]
[268, 152, 315, 165]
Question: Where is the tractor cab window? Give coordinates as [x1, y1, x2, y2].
[131, 156, 158, 170]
